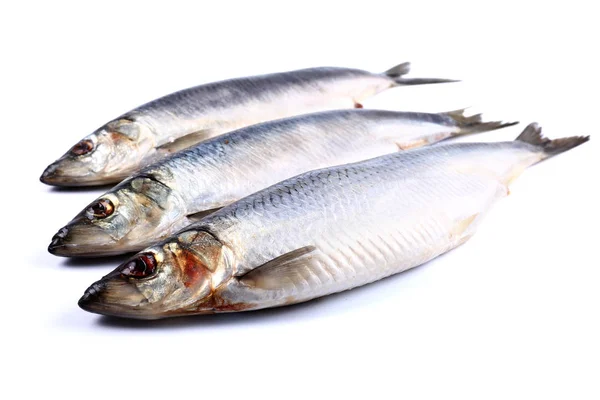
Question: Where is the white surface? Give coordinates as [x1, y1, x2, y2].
[2, 1, 598, 399]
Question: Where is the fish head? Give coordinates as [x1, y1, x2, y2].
[40, 118, 155, 186]
[78, 231, 234, 319]
[48, 175, 188, 256]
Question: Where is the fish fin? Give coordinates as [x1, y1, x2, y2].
[384, 62, 459, 86]
[157, 130, 214, 155]
[393, 77, 460, 86]
[450, 213, 480, 244]
[186, 207, 223, 222]
[444, 109, 518, 135]
[384, 62, 412, 78]
[237, 246, 320, 290]
[397, 138, 428, 150]
[516, 123, 589, 158]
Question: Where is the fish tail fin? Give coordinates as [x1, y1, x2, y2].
[384, 62, 459, 86]
[516, 123, 589, 158]
[444, 108, 519, 136]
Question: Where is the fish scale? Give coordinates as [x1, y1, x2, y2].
[199, 145, 528, 305]
[148, 108, 501, 210]
[134, 67, 408, 141]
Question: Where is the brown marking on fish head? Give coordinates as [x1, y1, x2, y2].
[161, 230, 236, 308]
[166, 241, 211, 299]
[108, 131, 125, 142]
[210, 288, 256, 313]
[178, 246, 209, 289]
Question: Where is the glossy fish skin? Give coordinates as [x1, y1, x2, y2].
[40, 62, 455, 186]
[49, 109, 515, 257]
[77, 124, 588, 319]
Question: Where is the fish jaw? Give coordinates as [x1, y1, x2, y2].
[48, 223, 127, 257]
[40, 119, 155, 187]
[78, 231, 236, 318]
[78, 278, 156, 319]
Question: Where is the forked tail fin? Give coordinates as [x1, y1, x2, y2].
[384, 62, 459, 86]
[444, 108, 518, 135]
[516, 123, 589, 158]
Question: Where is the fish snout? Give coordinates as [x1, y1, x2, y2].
[47, 223, 120, 257]
[48, 227, 70, 255]
[39, 156, 99, 187]
[78, 274, 154, 318]
[40, 163, 60, 185]
[78, 281, 107, 312]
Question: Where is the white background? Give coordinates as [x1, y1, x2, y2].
[1, 1, 598, 399]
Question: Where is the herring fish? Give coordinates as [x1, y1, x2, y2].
[77, 123, 588, 319]
[40, 62, 455, 186]
[48, 109, 515, 257]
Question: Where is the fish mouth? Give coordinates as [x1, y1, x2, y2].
[40, 155, 125, 187]
[40, 163, 117, 187]
[48, 241, 132, 257]
[48, 226, 72, 256]
[40, 163, 59, 185]
[48, 225, 130, 257]
[40, 159, 94, 187]
[78, 278, 159, 320]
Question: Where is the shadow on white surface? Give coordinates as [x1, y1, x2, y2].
[48, 184, 116, 194]
[59, 254, 133, 268]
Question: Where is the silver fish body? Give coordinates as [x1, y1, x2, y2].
[49, 109, 514, 256]
[77, 124, 588, 319]
[40, 62, 455, 186]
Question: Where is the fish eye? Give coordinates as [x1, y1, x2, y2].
[120, 253, 157, 278]
[70, 139, 95, 156]
[87, 198, 114, 219]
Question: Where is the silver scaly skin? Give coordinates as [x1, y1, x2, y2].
[78, 123, 588, 319]
[48, 108, 515, 256]
[40, 62, 455, 186]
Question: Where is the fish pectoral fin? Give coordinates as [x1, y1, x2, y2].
[157, 129, 215, 155]
[450, 213, 480, 244]
[186, 207, 223, 222]
[396, 139, 428, 150]
[237, 245, 320, 290]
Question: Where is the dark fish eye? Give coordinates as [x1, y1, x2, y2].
[88, 198, 114, 219]
[120, 253, 157, 278]
[70, 139, 95, 156]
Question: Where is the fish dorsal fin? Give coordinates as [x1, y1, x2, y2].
[237, 246, 319, 290]
[157, 129, 215, 155]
